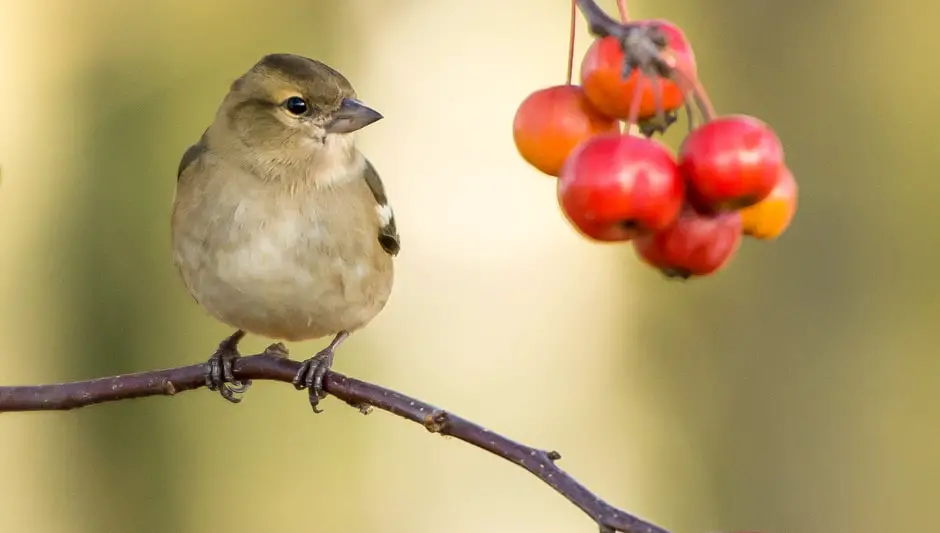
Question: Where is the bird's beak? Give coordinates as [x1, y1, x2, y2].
[325, 98, 383, 134]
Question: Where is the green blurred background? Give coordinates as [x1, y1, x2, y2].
[0, 1, 937, 532]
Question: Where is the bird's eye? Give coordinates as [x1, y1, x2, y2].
[283, 96, 308, 115]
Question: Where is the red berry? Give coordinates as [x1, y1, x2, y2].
[633, 206, 743, 279]
[580, 19, 697, 121]
[557, 134, 685, 242]
[512, 85, 620, 177]
[679, 114, 785, 212]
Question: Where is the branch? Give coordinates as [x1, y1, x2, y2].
[0, 353, 669, 533]
[575, 0, 629, 38]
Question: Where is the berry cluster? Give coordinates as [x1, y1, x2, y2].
[512, 5, 797, 280]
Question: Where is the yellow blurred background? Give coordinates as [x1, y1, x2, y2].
[1, 1, 937, 532]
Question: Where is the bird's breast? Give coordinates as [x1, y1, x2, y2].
[173, 181, 393, 341]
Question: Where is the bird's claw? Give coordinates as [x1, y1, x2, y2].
[292, 330, 349, 413]
[204, 330, 251, 403]
[293, 349, 335, 413]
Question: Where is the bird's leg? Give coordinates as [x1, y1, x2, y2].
[205, 329, 251, 403]
[293, 330, 350, 413]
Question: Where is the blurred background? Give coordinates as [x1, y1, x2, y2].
[1, 1, 937, 532]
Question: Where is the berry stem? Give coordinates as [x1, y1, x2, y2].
[680, 87, 697, 131]
[626, 71, 644, 130]
[668, 58, 718, 122]
[566, 0, 577, 85]
[692, 83, 718, 122]
[617, 1, 635, 136]
[652, 75, 666, 129]
[616, 0, 630, 22]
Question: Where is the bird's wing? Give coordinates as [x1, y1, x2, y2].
[362, 159, 400, 256]
[177, 130, 209, 180]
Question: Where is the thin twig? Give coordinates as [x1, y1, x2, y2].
[574, 0, 670, 79]
[0, 353, 670, 533]
[574, 0, 629, 38]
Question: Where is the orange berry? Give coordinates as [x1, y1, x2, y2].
[740, 166, 798, 240]
[512, 84, 620, 177]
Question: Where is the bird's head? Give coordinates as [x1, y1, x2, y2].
[215, 53, 382, 160]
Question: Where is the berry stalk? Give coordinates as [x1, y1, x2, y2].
[616, 0, 636, 136]
[616, 0, 630, 23]
[566, 0, 577, 84]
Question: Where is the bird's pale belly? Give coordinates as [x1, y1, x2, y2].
[177, 214, 393, 342]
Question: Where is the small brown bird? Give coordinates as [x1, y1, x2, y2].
[171, 53, 399, 411]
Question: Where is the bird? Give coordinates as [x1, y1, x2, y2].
[171, 53, 399, 412]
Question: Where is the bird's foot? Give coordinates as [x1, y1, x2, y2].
[293, 330, 350, 413]
[205, 329, 251, 403]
